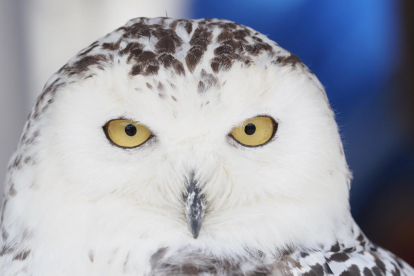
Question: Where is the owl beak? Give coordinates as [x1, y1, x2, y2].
[185, 172, 205, 239]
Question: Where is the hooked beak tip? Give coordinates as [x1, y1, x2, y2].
[191, 223, 201, 239]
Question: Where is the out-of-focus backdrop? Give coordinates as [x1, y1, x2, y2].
[0, 0, 413, 265]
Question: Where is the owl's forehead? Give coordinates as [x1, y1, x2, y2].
[52, 17, 292, 85]
[35, 18, 309, 126]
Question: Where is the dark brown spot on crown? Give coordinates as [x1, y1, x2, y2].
[64, 55, 110, 76]
[102, 40, 121, 51]
[276, 54, 301, 67]
[136, 51, 157, 63]
[233, 29, 251, 42]
[158, 53, 175, 67]
[123, 22, 152, 39]
[186, 47, 204, 73]
[184, 26, 213, 73]
[214, 45, 235, 56]
[120, 42, 144, 57]
[155, 34, 180, 54]
[245, 42, 273, 56]
[211, 56, 232, 73]
[184, 21, 193, 34]
[78, 44, 99, 56]
[170, 20, 193, 34]
[217, 30, 234, 42]
[172, 59, 185, 76]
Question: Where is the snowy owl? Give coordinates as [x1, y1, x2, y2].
[1, 17, 413, 276]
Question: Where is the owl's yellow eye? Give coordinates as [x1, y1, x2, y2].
[229, 116, 277, 147]
[104, 119, 152, 148]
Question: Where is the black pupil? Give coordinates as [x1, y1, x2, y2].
[125, 124, 137, 136]
[244, 123, 256, 135]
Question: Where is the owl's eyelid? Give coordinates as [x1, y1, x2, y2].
[103, 117, 139, 126]
[103, 117, 155, 133]
[228, 133, 276, 149]
[228, 114, 276, 133]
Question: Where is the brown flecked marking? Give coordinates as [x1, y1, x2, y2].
[339, 265, 360, 276]
[186, 47, 204, 73]
[0, 197, 8, 224]
[123, 22, 152, 40]
[157, 54, 185, 76]
[1, 229, 8, 241]
[233, 29, 251, 42]
[201, 69, 219, 86]
[170, 19, 193, 34]
[146, 83, 153, 90]
[154, 29, 183, 54]
[25, 131, 39, 145]
[78, 44, 99, 56]
[214, 45, 234, 56]
[64, 55, 110, 76]
[301, 263, 325, 276]
[276, 54, 301, 67]
[172, 59, 185, 75]
[217, 30, 234, 42]
[9, 183, 16, 197]
[171, 95, 177, 101]
[211, 56, 232, 73]
[0, 243, 14, 257]
[198, 81, 206, 93]
[102, 40, 121, 51]
[157, 53, 175, 67]
[12, 250, 30, 261]
[245, 41, 273, 56]
[185, 26, 213, 73]
[12, 155, 22, 170]
[120, 42, 144, 58]
[123, 252, 130, 271]
[363, 267, 374, 276]
[330, 242, 340, 253]
[157, 82, 165, 92]
[329, 252, 350, 262]
[89, 250, 94, 263]
[371, 252, 387, 274]
[135, 51, 156, 63]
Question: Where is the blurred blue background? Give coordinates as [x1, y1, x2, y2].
[191, 0, 414, 264]
[0, 0, 412, 266]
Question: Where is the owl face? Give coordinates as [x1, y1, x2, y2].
[7, 18, 351, 251]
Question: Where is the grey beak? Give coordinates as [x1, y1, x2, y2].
[185, 172, 205, 239]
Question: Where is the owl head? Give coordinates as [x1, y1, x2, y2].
[3, 18, 352, 256]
